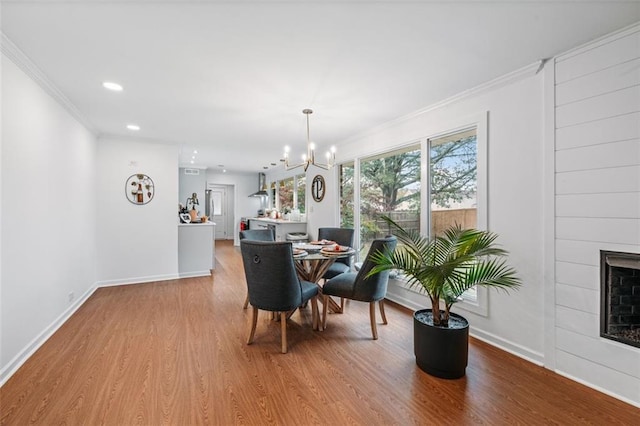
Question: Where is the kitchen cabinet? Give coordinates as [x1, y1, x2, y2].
[248, 218, 307, 241]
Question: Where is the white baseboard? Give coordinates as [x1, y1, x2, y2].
[177, 271, 212, 279]
[96, 273, 180, 287]
[554, 369, 640, 409]
[385, 290, 545, 366]
[469, 327, 544, 366]
[0, 283, 98, 386]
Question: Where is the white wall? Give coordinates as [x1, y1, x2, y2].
[551, 25, 640, 406]
[179, 167, 206, 213]
[96, 137, 179, 285]
[1, 55, 98, 382]
[333, 68, 546, 363]
[305, 169, 338, 241]
[206, 170, 261, 245]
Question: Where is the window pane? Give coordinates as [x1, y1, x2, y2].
[429, 128, 477, 301]
[212, 192, 222, 215]
[296, 174, 306, 213]
[279, 177, 294, 212]
[339, 162, 354, 228]
[429, 129, 477, 238]
[360, 147, 420, 258]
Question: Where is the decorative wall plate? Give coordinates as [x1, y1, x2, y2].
[126, 173, 155, 205]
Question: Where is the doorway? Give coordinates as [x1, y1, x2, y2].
[206, 184, 234, 240]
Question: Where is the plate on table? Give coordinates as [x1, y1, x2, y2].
[309, 239, 336, 246]
[320, 245, 353, 255]
[294, 244, 322, 252]
[293, 248, 308, 258]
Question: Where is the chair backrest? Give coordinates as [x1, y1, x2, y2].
[240, 229, 275, 241]
[351, 236, 398, 302]
[318, 227, 355, 266]
[240, 240, 304, 312]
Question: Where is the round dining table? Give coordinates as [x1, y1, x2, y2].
[292, 244, 355, 324]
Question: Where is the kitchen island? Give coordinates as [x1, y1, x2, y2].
[248, 218, 307, 241]
[178, 222, 216, 277]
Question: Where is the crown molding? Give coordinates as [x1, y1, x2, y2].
[1, 33, 98, 135]
[556, 21, 640, 63]
[340, 60, 543, 145]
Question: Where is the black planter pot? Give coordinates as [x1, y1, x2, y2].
[413, 309, 469, 379]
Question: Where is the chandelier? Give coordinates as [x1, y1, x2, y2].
[283, 109, 336, 171]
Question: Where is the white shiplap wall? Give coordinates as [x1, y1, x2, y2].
[554, 25, 640, 405]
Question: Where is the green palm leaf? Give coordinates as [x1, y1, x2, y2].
[368, 215, 522, 327]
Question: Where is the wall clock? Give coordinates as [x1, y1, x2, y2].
[311, 175, 325, 202]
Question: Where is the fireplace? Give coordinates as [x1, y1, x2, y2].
[600, 251, 640, 348]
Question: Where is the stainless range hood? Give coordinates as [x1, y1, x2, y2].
[249, 172, 269, 197]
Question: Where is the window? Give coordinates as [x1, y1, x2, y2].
[429, 128, 478, 301]
[295, 174, 306, 213]
[272, 174, 306, 214]
[339, 162, 354, 228]
[278, 177, 294, 212]
[429, 129, 477, 237]
[359, 146, 421, 259]
[338, 115, 486, 312]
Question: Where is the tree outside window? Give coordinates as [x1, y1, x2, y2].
[279, 177, 294, 212]
[339, 162, 354, 228]
[429, 130, 477, 237]
[360, 146, 421, 257]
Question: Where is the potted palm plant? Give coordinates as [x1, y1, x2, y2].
[369, 216, 521, 379]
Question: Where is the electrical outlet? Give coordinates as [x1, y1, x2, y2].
[68, 292, 75, 303]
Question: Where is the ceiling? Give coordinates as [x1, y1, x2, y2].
[2, 1, 639, 173]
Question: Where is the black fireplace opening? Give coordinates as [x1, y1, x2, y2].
[600, 250, 640, 349]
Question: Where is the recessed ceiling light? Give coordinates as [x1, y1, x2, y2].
[223, 169, 227, 173]
[102, 81, 123, 91]
[190, 160, 194, 164]
[192, 155, 195, 159]
[126, 124, 140, 131]
[193, 150, 198, 154]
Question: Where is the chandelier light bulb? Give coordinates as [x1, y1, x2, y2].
[309, 142, 316, 151]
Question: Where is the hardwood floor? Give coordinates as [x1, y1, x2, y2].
[1, 240, 638, 425]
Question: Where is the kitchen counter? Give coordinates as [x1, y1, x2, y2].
[248, 218, 307, 241]
[178, 222, 216, 277]
[249, 217, 306, 225]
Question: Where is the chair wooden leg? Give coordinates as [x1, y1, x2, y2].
[311, 296, 320, 331]
[322, 295, 329, 330]
[369, 302, 378, 340]
[280, 312, 288, 354]
[340, 297, 345, 311]
[247, 306, 258, 344]
[243, 293, 249, 309]
[379, 299, 388, 325]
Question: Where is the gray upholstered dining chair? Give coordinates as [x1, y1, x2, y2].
[240, 229, 275, 308]
[240, 228, 275, 242]
[318, 227, 355, 280]
[321, 236, 397, 339]
[240, 240, 319, 353]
